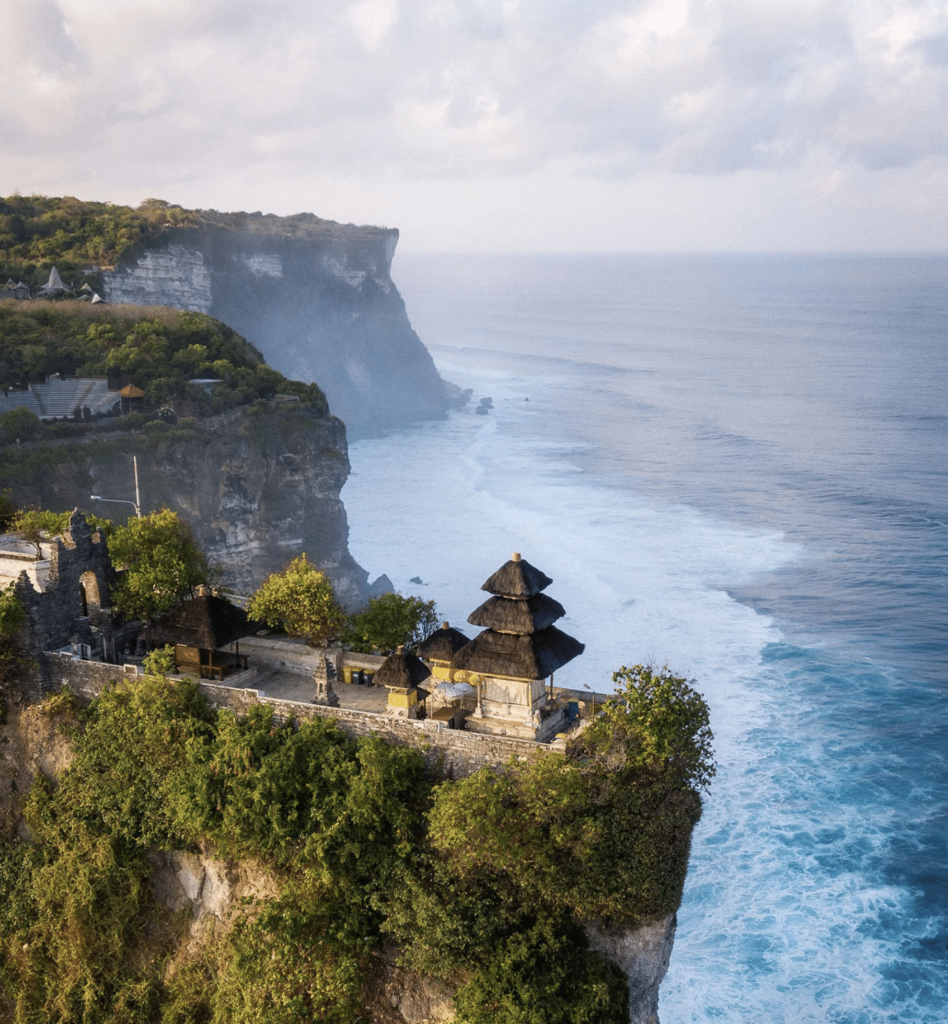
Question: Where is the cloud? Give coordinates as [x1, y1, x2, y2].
[1, 0, 947, 249]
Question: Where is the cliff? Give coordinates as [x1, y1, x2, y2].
[101, 211, 455, 435]
[0, 694, 677, 1024]
[0, 403, 369, 605]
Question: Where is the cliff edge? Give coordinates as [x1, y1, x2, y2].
[0, 404, 369, 605]
[102, 211, 453, 435]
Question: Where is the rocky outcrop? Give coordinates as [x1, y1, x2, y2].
[0, 404, 369, 605]
[102, 212, 455, 436]
[587, 917, 677, 1024]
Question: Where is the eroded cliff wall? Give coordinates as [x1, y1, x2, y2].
[102, 213, 452, 436]
[0, 404, 368, 604]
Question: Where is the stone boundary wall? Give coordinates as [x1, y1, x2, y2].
[46, 656, 556, 779]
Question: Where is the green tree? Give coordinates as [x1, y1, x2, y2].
[108, 508, 217, 621]
[340, 592, 439, 654]
[13, 507, 71, 556]
[247, 554, 346, 647]
[0, 405, 43, 443]
[578, 663, 715, 791]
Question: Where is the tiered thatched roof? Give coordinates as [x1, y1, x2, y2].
[375, 645, 432, 691]
[467, 592, 566, 634]
[481, 556, 552, 598]
[417, 622, 470, 662]
[452, 552, 584, 679]
[142, 592, 260, 650]
[452, 626, 584, 680]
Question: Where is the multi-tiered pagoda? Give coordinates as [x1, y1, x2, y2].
[451, 552, 584, 740]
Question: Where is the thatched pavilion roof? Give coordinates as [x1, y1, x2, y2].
[481, 553, 552, 599]
[417, 622, 470, 662]
[142, 592, 260, 650]
[451, 625, 584, 680]
[120, 384, 145, 399]
[467, 593, 566, 635]
[375, 646, 432, 691]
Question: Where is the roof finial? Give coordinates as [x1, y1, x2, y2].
[442, 621, 450, 629]
[512, 552, 521, 562]
[397, 644, 406, 654]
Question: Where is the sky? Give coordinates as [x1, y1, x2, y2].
[2, 0, 948, 252]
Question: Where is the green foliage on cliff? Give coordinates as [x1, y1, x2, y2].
[0, 302, 328, 419]
[339, 591, 440, 655]
[0, 663, 711, 1023]
[0, 195, 196, 290]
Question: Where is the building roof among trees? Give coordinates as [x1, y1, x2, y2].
[451, 625, 585, 680]
[142, 591, 260, 650]
[467, 592, 566, 634]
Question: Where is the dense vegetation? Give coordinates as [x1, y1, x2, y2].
[0, 662, 711, 1024]
[340, 591, 440, 655]
[0, 196, 197, 291]
[0, 302, 327, 420]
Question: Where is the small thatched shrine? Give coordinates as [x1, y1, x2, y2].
[451, 553, 584, 741]
[417, 622, 474, 728]
[141, 588, 259, 680]
[375, 645, 431, 719]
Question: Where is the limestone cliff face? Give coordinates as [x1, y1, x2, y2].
[0, 405, 368, 605]
[102, 213, 453, 436]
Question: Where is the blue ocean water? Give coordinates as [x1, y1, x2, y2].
[342, 254, 948, 1023]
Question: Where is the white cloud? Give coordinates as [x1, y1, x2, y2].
[1, 0, 947, 249]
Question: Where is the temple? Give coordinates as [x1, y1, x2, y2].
[450, 552, 585, 741]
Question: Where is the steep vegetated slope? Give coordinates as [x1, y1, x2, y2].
[0, 303, 367, 603]
[1, 195, 459, 434]
[0, 667, 707, 1024]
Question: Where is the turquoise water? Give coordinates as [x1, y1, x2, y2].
[343, 254, 948, 1022]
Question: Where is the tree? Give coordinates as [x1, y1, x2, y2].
[108, 509, 217, 621]
[578, 663, 715, 792]
[13, 508, 71, 557]
[247, 554, 346, 647]
[339, 592, 439, 655]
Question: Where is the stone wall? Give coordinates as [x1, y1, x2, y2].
[48, 657, 556, 779]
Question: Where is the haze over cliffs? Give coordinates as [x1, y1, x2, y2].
[101, 210, 456, 435]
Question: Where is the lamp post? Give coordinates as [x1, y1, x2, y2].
[91, 456, 141, 518]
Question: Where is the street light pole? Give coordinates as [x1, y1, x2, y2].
[90, 455, 142, 518]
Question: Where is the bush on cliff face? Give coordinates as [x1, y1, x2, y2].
[0, 664, 712, 1024]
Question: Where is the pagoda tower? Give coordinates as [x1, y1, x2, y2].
[451, 552, 584, 741]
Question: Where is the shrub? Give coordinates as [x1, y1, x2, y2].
[108, 508, 218, 620]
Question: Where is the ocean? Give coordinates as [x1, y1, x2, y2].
[342, 253, 948, 1023]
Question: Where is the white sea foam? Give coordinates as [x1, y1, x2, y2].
[345, 359, 941, 1023]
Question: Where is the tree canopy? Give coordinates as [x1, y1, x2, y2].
[108, 508, 217, 621]
[340, 591, 439, 655]
[247, 554, 347, 647]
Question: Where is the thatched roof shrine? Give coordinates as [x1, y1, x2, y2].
[142, 592, 260, 649]
[453, 552, 584, 680]
[375, 645, 432, 691]
[481, 553, 552, 598]
[452, 625, 584, 680]
[467, 592, 566, 634]
[417, 622, 470, 662]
